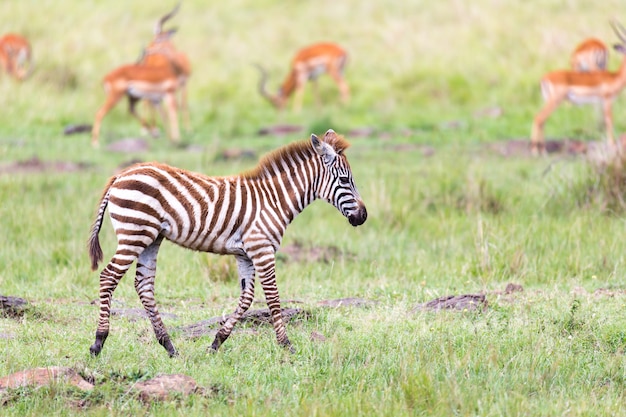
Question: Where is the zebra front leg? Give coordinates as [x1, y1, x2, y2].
[135, 237, 177, 357]
[211, 256, 256, 352]
[256, 253, 292, 351]
[90, 256, 135, 356]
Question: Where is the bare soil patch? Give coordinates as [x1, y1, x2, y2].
[215, 148, 258, 161]
[278, 240, 356, 263]
[133, 374, 209, 402]
[180, 307, 307, 338]
[106, 138, 150, 153]
[0, 157, 90, 175]
[414, 294, 488, 312]
[488, 138, 588, 157]
[63, 124, 92, 135]
[0, 367, 93, 393]
[258, 124, 303, 136]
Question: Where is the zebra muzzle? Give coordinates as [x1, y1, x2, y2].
[348, 206, 367, 226]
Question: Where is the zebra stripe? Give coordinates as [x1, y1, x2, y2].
[88, 129, 367, 356]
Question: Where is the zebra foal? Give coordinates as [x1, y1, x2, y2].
[88, 129, 367, 356]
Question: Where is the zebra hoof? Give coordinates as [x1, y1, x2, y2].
[89, 343, 102, 357]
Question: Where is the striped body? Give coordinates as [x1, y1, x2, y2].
[88, 129, 367, 356]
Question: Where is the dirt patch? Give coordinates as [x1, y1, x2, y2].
[0, 367, 93, 393]
[63, 124, 92, 135]
[0, 295, 29, 318]
[133, 374, 205, 402]
[413, 294, 488, 312]
[106, 138, 150, 153]
[0, 157, 90, 175]
[180, 307, 307, 338]
[215, 148, 258, 162]
[278, 240, 356, 263]
[488, 138, 590, 158]
[258, 124, 303, 136]
[571, 286, 626, 298]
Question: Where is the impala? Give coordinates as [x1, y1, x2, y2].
[136, 3, 192, 135]
[530, 21, 626, 155]
[570, 37, 608, 72]
[91, 5, 187, 148]
[256, 42, 350, 111]
[0, 33, 32, 81]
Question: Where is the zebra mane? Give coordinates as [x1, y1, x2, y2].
[242, 134, 351, 179]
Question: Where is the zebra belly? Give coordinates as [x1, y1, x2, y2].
[163, 225, 245, 255]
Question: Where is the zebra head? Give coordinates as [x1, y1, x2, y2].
[311, 129, 368, 227]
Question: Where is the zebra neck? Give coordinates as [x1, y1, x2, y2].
[245, 152, 321, 224]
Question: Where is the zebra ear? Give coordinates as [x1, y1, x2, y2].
[311, 134, 337, 164]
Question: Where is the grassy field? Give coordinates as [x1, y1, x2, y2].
[2, 0, 626, 415]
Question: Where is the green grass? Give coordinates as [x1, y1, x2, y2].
[2, 0, 626, 415]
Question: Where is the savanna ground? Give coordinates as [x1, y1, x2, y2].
[2, 0, 626, 415]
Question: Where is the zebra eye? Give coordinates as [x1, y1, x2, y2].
[338, 176, 350, 185]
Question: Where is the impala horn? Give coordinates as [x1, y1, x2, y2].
[155, 2, 181, 35]
[254, 63, 280, 108]
[610, 19, 626, 43]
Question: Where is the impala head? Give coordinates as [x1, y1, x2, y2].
[610, 20, 626, 54]
[312, 129, 367, 227]
[254, 64, 287, 109]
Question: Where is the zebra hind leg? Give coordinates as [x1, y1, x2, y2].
[134, 237, 177, 357]
[90, 252, 137, 356]
[210, 256, 256, 352]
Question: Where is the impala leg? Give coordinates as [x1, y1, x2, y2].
[179, 83, 191, 132]
[328, 66, 350, 104]
[90, 245, 143, 356]
[128, 95, 157, 137]
[163, 92, 180, 143]
[211, 256, 256, 352]
[141, 99, 161, 138]
[602, 99, 615, 147]
[311, 78, 321, 108]
[292, 71, 307, 113]
[531, 96, 563, 156]
[134, 236, 177, 356]
[91, 90, 124, 148]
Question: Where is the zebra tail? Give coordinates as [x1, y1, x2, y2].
[88, 177, 115, 271]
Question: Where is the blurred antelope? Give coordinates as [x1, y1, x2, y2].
[256, 42, 349, 111]
[570, 38, 608, 72]
[530, 21, 626, 155]
[91, 4, 187, 147]
[136, 2, 192, 136]
[0, 33, 32, 81]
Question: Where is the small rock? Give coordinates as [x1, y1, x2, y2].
[505, 283, 524, 294]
